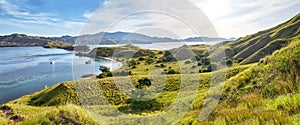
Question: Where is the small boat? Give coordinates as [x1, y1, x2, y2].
[50, 60, 56, 64]
[85, 60, 92, 64]
[99, 66, 105, 71]
[99, 66, 109, 71]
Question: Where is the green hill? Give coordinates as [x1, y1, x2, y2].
[223, 13, 300, 64]
[205, 38, 300, 124]
[0, 33, 74, 51]
[1, 38, 299, 124]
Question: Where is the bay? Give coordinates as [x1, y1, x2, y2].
[0, 47, 120, 104]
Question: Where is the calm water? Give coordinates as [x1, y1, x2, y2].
[0, 47, 120, 104]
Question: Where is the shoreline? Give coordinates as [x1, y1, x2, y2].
[80, 57, 123, 79]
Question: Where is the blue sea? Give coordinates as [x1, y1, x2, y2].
[0, 47, 119, 104]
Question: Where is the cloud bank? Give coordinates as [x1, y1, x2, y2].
[81, 0, 219, 39]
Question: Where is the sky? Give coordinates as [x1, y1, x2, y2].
[0, 0, 300, 38]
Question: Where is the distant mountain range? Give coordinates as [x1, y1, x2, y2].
[0, 32, 232, 47]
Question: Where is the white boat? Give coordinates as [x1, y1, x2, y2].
[50, 60, 56, 64]
[85, 60, 92, 64]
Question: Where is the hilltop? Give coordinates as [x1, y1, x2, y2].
[222, 13, 300, 64]
[0, 33, 74, 50]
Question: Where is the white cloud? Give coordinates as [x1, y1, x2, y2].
[192, 0, 300, 38]
[0, 0, 86, 36]
[0, 0, 58, 26]
[1, 0, 300, 38]
[81, 0, 300, 38]
[83, 11, 93, 19]
[81, 0, 219, 38]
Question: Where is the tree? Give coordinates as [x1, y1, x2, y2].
[160, 64, 166, 68]
[226, 59, 233, 66]
[135, 77, 152, 89]
[167, 69, 177, 74]
[201, 57, 211, 65]
[145, 57, 153, 64]
[129, 59, 137, 66]
[138, 57, 145, 61]
[97, 70, 112, 78]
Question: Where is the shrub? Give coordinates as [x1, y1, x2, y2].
[197, 62, 202, 66]
[98, 71, 112, 78]
[167, 69, 177, 74]
[135, 77, 152, 89]
[138, 57, 145, 61]
[195, 54, 205, 61]
[145, 57, 153, 64]
[161, 56, 176, 62]
[185, 60, 192, 64]
[201, 57, 211, 65]
[129, 59, 137, 66]
[226, 59, 233, 66]
[160, 64, 166, 68]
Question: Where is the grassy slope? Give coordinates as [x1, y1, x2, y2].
[223, 13, 300, 64]
[194, 38, 300, 124]
[2, 38, 297, 124]
[0, 56, 249, 124]
[1, 40, 298, 124]
[0, 82, 95, 124]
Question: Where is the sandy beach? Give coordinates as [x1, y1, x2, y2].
[80, 57, 123, 79]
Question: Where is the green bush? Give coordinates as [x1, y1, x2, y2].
[167, 69, 177, 74]
[98, 71, 112, 78]
[138, 57, 145, 61]
[135, 77, 152, 89]
[201, 57, 211, 65]
[226, 59, 233, 66]
[160, 64, 166, 68]
[145, 57, 153, 64]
